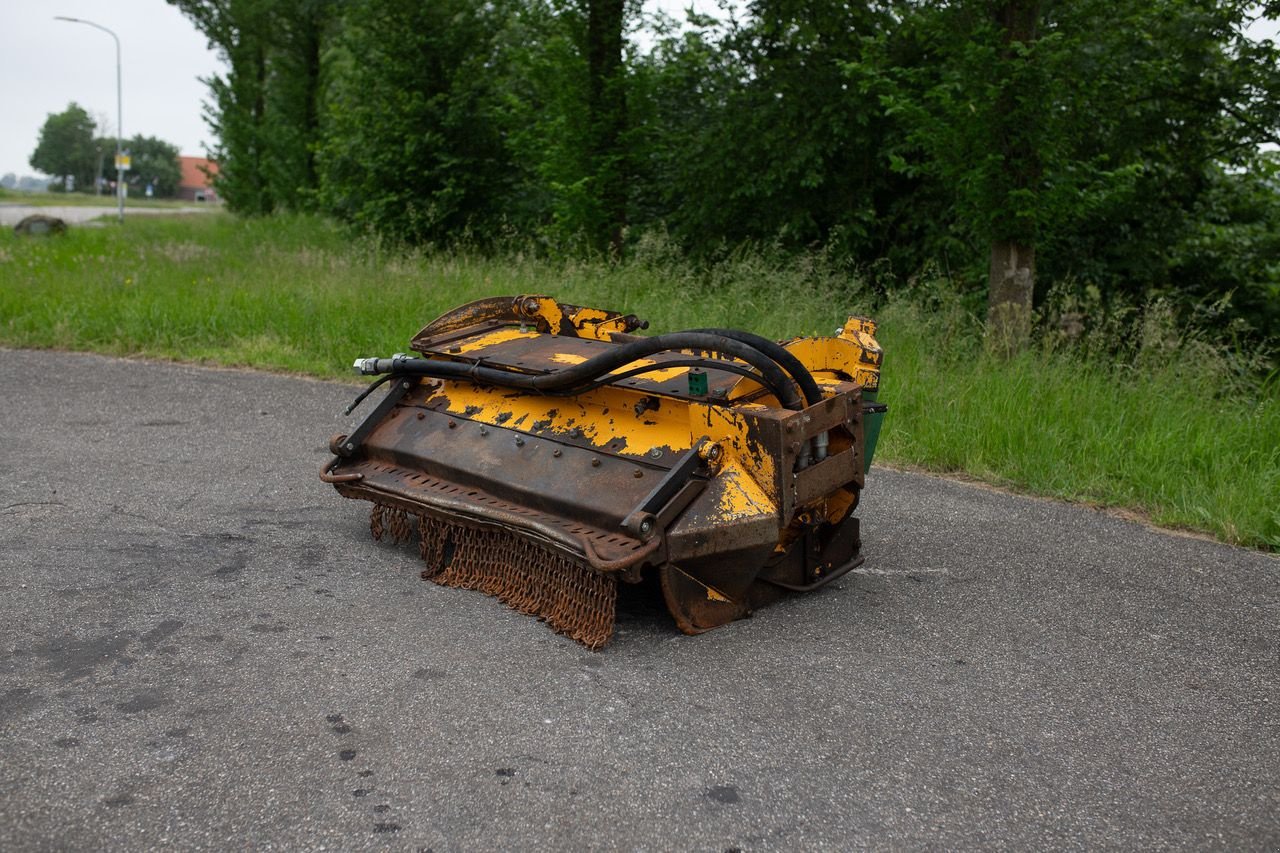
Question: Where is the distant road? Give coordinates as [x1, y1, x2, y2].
[0, 203, 219, 226]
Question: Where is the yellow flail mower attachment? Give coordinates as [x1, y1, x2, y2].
[322, 296, 886, 649]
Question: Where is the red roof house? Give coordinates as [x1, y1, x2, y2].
[178, 156, 219, 202]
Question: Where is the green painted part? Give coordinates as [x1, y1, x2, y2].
[687, 368, 708, 396]
[862, 390, 885, 474]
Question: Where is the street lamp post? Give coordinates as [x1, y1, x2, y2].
[54, 16, 124, 224]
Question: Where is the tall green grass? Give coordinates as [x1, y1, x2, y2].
[2, 212, 1276, 550]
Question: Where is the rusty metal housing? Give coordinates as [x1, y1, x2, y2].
[322, 295, 885, 648]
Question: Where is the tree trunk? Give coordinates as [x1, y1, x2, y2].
[985, 0, 1041, 355]
[987, 240, 1035, 356]
[586, 0, 627, 258]
[302, 18, 322, 195]
[252, 41, 271, 214]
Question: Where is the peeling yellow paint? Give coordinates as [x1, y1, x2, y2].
[781, 329, 883, 391]
[709, 466, 775, 521]
[605, 357, 689, 382]
[419, 310, 879, 555]
[521, 297, 631, 340]
[453, 327, 541, 354]
[566, 307, 614, 334]
[427, 368, 787, 525]
[703, 405, 775, 494]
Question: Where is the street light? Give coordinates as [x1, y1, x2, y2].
[54, 16, 124, 223]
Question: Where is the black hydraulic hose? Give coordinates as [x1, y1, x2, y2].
[526, 333, 803, 405]
[344, 373, 393, 415]
[687, 328, 823, 407]
[541, 357, 786, 401]
[357, 357, 786, 414]
[356, 332, 805, 410]
[687, 327, 830, 464]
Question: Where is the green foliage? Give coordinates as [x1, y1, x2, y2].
[169, 0, 334, 213]
[865, 0, 1280, 331]
[492, 0, 590, 249]
[582, 0, 630, 254]
[171, 0, 1280, 349]
[171, 0, 273, 213]
[260, 0, 333, 209]
[315, 0, 520, 244]
[117, 135, 182, 197]
[29, 102, 98, 190]
[629, 1, 902, 258]
[495, 0, 634, 253]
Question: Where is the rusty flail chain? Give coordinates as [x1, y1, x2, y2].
[369, 504, 617, 649]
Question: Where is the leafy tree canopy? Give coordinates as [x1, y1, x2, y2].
[120, 135, 183, 197]
[169, 0, 1280, 346]
[29, 102, 97, 190]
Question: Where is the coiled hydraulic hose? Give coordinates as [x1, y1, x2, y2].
[688, 327, 830, 461]
[687, 328, 822, 407]
[345, 357, 789, 416]
[541, 357, 789, 401]
[355, 332, 805, 411]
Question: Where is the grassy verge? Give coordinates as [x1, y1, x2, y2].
[2, 212, 1276, 550]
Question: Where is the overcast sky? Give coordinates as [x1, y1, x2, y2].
[2, 2, 1274, 180]
[1, 1, 226, 177]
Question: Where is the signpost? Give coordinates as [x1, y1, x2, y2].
[55, 16, 125, 223]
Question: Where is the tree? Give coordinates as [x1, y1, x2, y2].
[169, 0, 1280, 345]
[168, 0, 334, 213]
[170, 0, 273, 212]
[29, 103, 97, 191]
[260, 0, 334, 209]
[119, 135, 182, 197]
[585, 0, 629, 255]
[316, 0, 518, 243]
[629, 0, 903, 261]
[871, 0, 1280, 351]
[495, 0, 634, 253]
[985, 1, 1042, 354]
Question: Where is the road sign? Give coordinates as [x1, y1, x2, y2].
[115, 154, 131, 171]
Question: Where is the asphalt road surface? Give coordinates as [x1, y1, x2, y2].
[0, 204, 217, 227]
[2, 350, 1277, 851]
